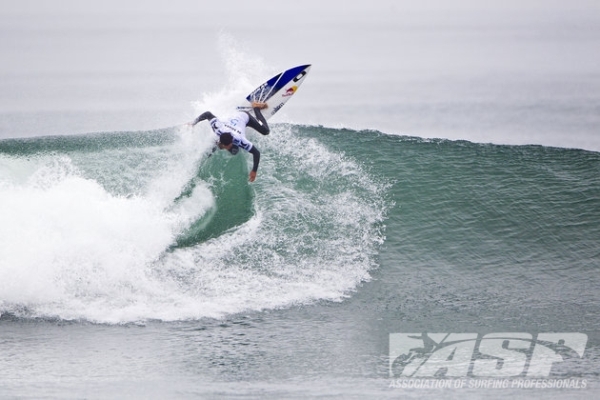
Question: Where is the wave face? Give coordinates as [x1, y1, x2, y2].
[2, 123, 600, 324]
[0, 125, 387, 323]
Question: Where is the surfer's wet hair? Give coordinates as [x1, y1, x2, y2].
[219, 132, 233, 145]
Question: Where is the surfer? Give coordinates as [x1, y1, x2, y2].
[188, 102, 270, 182]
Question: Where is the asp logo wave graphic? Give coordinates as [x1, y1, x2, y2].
[389, 333, 588, 378]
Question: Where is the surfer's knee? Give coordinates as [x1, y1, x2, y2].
[256, 124, 269, 135]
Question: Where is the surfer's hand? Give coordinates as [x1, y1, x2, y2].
[251, 101, 268, 109]
[249, 171, 257, 182]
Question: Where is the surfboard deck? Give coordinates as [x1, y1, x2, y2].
[237, 64, 311, 120]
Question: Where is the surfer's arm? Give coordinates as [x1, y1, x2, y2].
[248, 146, 260, 181]
[206, 145, 218, 158]
[189, 111, 216, 126]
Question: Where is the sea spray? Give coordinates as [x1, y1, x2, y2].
[0, 124, 388, 323]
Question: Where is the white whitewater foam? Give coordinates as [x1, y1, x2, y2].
[0, 124, 387, 323]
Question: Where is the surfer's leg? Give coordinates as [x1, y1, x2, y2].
[246, 108, 270, 135]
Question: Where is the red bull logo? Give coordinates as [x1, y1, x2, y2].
[282, 86, 298, 97]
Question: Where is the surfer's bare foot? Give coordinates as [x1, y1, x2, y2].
[252, 101, 268, 109]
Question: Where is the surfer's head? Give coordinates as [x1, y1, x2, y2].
[218, 133, 233, 149]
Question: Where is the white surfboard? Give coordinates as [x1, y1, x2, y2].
[237, 64, 311, 120]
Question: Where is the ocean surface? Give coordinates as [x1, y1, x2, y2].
[1, 1, 600, 399]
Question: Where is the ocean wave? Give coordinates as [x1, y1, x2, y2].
[0, 124, 388, 323]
